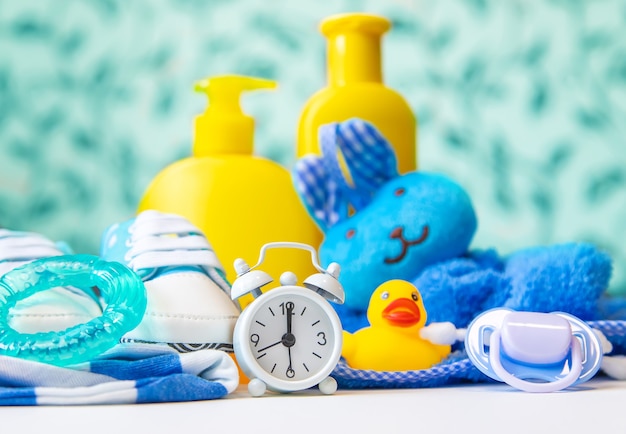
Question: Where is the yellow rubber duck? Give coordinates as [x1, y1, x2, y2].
[342, 280, 451, 371]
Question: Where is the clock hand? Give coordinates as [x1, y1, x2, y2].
[285, 303, 296, 378]
[286, 301, 294, 335]
[282, 301, 297, 349]
[286, 346, 295, 378]
[257, 340, 283, 353]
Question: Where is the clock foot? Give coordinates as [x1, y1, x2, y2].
[248, 378, 267, 397]
[318, 376, 337, 395]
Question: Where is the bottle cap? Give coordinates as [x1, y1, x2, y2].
[320, 13, 390, 37]
[320, 13, 390, 85]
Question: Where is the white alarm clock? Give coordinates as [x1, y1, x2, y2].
[231, 242, 345, 397]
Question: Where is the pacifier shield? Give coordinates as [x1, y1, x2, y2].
[465, 308, 603, 392]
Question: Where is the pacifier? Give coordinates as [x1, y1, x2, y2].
[465, 308, 603, 392]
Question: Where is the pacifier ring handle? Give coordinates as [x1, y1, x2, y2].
[489, 329, 583, 393]
[0, 254, 147, 366]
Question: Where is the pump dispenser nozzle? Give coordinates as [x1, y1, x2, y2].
[193, 75, 276, 156]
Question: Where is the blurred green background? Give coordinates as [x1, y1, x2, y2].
[1, 0, 625, 294]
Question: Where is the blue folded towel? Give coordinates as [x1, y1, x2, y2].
[0, 343, 238, 405]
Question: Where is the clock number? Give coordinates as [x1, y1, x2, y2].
[286, 368, 295, 378]
[317, 331, 327, 346]
[279, 301, 295, 316]
[250, 333, 260, 347]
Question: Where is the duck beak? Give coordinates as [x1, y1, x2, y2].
[382, 298, 421, 327]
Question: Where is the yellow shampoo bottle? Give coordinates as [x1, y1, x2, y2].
[298, 13, 417, 173]
[138, 75, 322, 296]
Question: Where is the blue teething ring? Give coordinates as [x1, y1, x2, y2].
[0, 254, 147, 366]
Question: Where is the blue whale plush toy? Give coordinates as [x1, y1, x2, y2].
[293, 118, 613, 333]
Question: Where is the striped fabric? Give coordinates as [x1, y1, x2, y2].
[0, 343, 238, 406]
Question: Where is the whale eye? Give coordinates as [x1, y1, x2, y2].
[394, 187, 405, 197]
[346, 229, 355, 239]
[381, 291, 389, 300]
[411, 291, 419, 301]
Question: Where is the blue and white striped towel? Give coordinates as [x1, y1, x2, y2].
[0, 343, 238, 405]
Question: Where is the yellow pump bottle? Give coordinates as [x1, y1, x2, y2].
[138, 75, 322, 293]
[297, 13, 417, 174]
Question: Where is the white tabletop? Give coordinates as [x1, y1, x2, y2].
[2, 378, 625, 434]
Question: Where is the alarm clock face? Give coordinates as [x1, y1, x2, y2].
[234, 286, 342, 391]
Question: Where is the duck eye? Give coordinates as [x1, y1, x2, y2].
[394, 187, 405, 197]
[346, 229, 355, 239]
[381, 291, 389, 300]
[411, 292, 419, 301]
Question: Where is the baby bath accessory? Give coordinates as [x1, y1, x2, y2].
[138, 75, 323, 291]
[297, 13, 417, 174]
